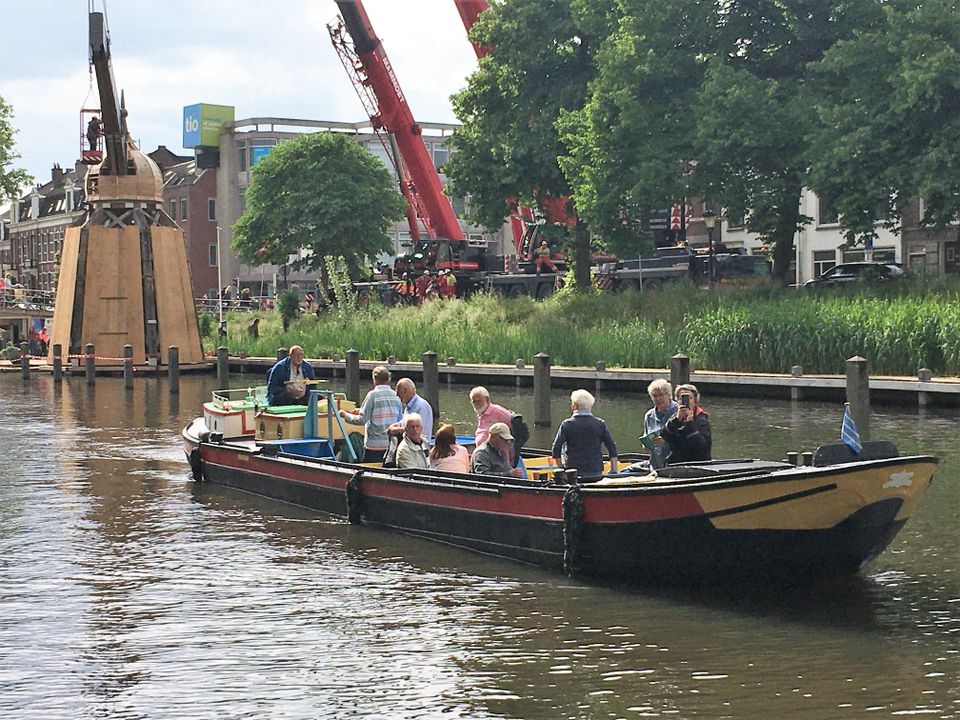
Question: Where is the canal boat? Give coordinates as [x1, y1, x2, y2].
[183, 388, 937, 584]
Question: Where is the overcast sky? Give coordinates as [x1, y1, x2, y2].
[1, 0, 478, 186]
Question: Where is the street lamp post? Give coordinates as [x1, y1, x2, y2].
[703, 210, 717, 288]
[216, 225, 226, 338]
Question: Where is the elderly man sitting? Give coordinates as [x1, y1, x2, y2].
[266, 345, 315, 405]
[396, 413, 429, 469]
[470, 422, 522, 477]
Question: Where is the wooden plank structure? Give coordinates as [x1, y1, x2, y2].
[49, 9, 203, 368]
[49, 150, 204, 367]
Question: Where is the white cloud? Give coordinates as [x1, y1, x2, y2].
[2, 0, 480, 183]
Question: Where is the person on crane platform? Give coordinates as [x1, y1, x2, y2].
[86, 115, 102, 151]
[535, 240, 557, 276]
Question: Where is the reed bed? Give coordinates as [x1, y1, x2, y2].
[206, 278, 960, 376]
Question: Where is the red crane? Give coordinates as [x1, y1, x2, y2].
[328, 1, 464, 247]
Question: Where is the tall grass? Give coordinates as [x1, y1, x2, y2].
[207, 277, 960, 376]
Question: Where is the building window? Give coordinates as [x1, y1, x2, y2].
[208, 198, 216, 222]
[813, 250, 836, 277]
[818, 195, 839, 226]
[209, 243, 218, 267]
[727, 213, 746, 231]
[238, 144, 247, 172]
[842, 249, 866, 263]
[180, 198, 188, 220]
[433, 144, 449, 171]
[872, 246, 896, 263]
[169, 199, 177, 220]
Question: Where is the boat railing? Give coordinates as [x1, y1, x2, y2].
[211, 386, 268, 409]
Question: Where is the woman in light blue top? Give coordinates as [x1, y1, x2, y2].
[642, 378, 677, 469]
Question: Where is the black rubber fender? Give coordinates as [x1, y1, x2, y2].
[189, 448, 205, 482]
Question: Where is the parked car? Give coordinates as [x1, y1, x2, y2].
[803, 262, 905, 288]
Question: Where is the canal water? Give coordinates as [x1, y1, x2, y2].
[0, 372, 956, 719]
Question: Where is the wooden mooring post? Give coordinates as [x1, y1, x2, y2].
[422, 350, 439, 418]
[168, 346, 180, 394]
[19, 342, 29, 379]
[52, 344, 62, 383]
[917, 368, 932, 408]
[123, 345, 134, 389]
[845, 356, 870, 442]
[217, 346, 229, 389]
[671, 353, 690, 388]
[85, 343, 96, 386]
[790, 365, 804, 401]
[533, 352, 551, 427]
[345, 349, 360, 403]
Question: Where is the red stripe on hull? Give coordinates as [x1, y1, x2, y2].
[584, 493, 704, 523]
[202, 446, 709, 524]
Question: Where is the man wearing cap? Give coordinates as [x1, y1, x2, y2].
[470, 422, 521, 477]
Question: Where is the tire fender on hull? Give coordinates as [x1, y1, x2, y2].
[189, 448, 204, 482]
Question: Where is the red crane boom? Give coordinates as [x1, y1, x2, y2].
[328, 1, 464, 244]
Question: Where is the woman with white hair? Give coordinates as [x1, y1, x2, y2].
[642, 378, 677, 469]
[661, 383, 712, 464]
[551, 389, 618, 481]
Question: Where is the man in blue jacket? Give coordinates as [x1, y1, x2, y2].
[266, 345, 316, 406]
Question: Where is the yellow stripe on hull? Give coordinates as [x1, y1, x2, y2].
[697, 459, 936, 531]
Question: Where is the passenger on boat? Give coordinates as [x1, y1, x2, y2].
[388, 378, 434, 440]
[339, 365, 404, 463]
[470, 386, 514, 447]
[396, 413, 429, 469]
[551, 389, 618, 482]
[470, 422, 522, 477]
[642, 378, 677, 469]
[266, 345, 316, 406]
[429, 423, 469, 473]
[660, 383, 712, 464]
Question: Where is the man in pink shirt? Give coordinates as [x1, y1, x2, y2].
[470, 386, 514, 447]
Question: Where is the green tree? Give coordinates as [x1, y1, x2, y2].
[560, 0, 713, 257]
[446, 0, 614, 290]
[695, 1, 880, 279]
[233, 132, 406, 275]
[808, 0, 960, 239]
[0, 96, 32, 202]
[564, 0, 879, 280]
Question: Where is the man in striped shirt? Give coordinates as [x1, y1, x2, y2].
[339, 365, 403, 463]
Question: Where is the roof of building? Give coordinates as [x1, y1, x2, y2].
[162, 159, 208, 189]
[149, 145, 192, 171]
[10, 163, 87, 224]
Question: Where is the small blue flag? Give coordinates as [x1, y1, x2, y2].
[841, 404, 862, 454]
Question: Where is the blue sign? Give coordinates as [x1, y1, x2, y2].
[182, 104, 202, 148]
[251, 146, 272, 166]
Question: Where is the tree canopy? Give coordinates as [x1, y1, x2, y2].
[0, 96, 32, 202]
[807, 0, 960, 239]
[563, 0, 882, 279]
[232, 132, 406, 275]
[446, 0, 614, 289]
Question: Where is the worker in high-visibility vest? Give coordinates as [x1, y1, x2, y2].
[535, 240, 557, 275]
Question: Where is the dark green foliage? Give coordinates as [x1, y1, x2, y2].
[0, 96, 32, 201]
[232, 132, 406, 275]
[808, 0, 960, 238]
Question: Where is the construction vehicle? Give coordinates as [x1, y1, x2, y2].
[329, 0, 687, 303]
